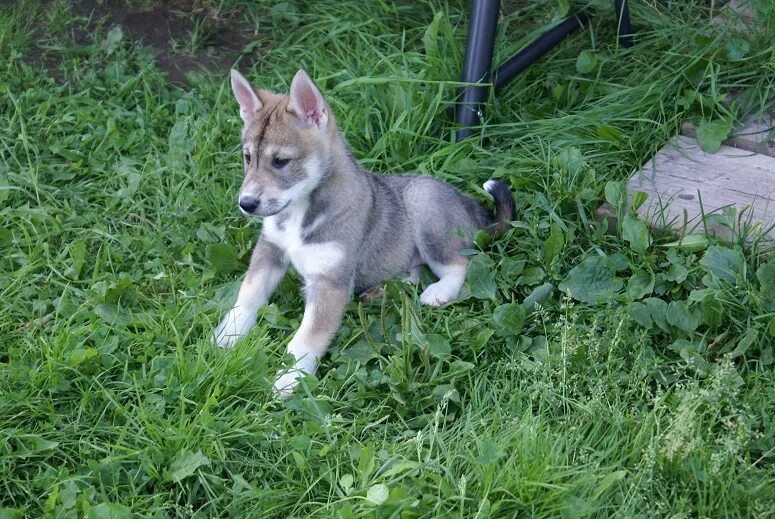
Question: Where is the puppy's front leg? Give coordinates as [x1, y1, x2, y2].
[214, 240, 288, 347]
[274, 276, 351, 397]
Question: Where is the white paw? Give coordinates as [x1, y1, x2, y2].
[273, 370, 303, 398]
[273, 352, 319, 398]
[213, 307, 256, 348]
[419, 282, 457, 307]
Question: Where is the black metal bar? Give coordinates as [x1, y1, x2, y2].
[455, 0, 500, 142]
[492, 12, 589, 91]
[614, 0, 633, 47]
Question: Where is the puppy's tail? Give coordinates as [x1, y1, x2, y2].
[483, 180, 515, 238]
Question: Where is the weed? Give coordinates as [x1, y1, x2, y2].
[0, 0, 773, 517]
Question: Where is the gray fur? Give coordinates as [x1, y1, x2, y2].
[216, 68, 516, 396]
[246, 239, 288, 278]
[298, 170, 501, 293]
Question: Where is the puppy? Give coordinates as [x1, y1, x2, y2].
[214, 69, 515, 396]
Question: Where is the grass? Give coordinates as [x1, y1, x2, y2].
[1, 0, 774, 517]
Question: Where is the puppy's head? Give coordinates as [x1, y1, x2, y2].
[230, 68, 335, 217]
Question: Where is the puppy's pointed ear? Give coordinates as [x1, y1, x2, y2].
[230, 69, 262, 124]
[287, 69, 328, 129]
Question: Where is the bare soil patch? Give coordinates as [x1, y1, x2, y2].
[29, 0, 263, 83]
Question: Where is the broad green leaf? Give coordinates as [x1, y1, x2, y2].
[757, 262, 775, 311]
[68, 240, 87, 279]
[32, 436, 59, 453]
[289, 435, 310, 450]
[556, 0, 572, 17]
[425, 334, 451, 359]
[609, 253, 629, 270]
[366, 484, 389, 506]
[644, 297, 670, 332]
[576, 50, 598, 73]
[44, 486, 58, 513]
[559, 256, 624, 304]
[475, 438, 503, 465]
[626, 270, 654, 300]
[630, 302, 652, 328]
[665, 263, 688, 283]
[167, 449, 210, 483]
[670, 339, 710, 372]
[291, 450, 307, 469]
[473, 328, 494, 349]
[700, 246, 745, 282]
[662, 234, 709, 252]
[340, 341, 376, 363]
[699, 291, 724, 328]
[500, 258, 526, 281]
[556, 147, 584, 175]
[631, 191, 648, 211]
[697, 119, 732, 153]
[622, 213, 651, 254]
[88, 503, 131, 519]
[604, 181, 625, 209]
[68, 348, 98, 367]
[431, 384, 460, 404]
[522, 282, 555, 309]
[206, 243, 241, 275]
[449, 360, 475, 373]
[493, 303, 525, 335]
[339, 474, 354, 495]
[543, 223, 565, 265]
[729, 328, 758, 358]
[756, 262, 775, 290]
[666, 301, 700, 333]
[725, 38, 750, 60]
[466, 254, 497, 300]
[94, 303, 132, 327]
[196, 222, 225, 243]
[516, 266, 545, 287]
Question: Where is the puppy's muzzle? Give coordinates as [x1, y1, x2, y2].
[238, 196, 288, 217]
[239, 196, 260, 215]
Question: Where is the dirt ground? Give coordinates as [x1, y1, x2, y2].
[28, 0, 262, 83]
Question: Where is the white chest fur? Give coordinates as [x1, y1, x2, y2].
[262, 202, 344, 278]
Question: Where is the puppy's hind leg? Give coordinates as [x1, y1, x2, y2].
[419, 259, 467, 307]
[413, 225, 470, 306]
[214, 240, 288, 347]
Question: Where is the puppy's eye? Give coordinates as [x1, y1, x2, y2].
[244, 153, 251, 165]
[272, 156, 290, 169]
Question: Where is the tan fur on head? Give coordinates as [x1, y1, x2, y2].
[229, 69, 340, 217]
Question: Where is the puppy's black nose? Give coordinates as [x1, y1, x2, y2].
[239, 196, 259, 214]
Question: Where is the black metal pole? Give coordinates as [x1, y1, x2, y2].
[492, 12, 589, 91]
[614, 0, 633, 47]
[455, 0, 500, 142]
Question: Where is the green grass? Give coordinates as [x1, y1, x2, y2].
[1, 0, 774, 517]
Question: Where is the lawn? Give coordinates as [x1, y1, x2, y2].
[1, 0, 774, 517]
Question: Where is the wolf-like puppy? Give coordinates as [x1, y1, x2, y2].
[214, 68, 515, 396]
